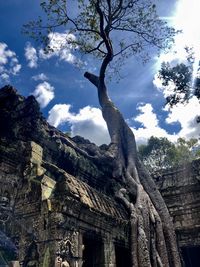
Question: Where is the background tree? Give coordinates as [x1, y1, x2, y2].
[174, 137, 200, 165]
[138, 136, 200, 173]
[158, 48, 200, 107]
[24, 1, 181, 266]
[138, 136, 176, 172]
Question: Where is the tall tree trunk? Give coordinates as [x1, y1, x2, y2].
[84, 72, 181, 267]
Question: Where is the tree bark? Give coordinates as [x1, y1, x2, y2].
[84, 71, 181, 267]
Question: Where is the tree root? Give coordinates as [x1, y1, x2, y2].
[116, 179, 172, 267]
[84, 71, 181, 267]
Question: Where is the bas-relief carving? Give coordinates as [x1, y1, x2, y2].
[0, 191, 12, 225]
[55, 231, 80, 267]
[55, 257, 70, 267]
[192, 160, 200, 182]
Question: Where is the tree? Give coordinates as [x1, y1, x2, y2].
[138, 136, 200, 173]
[173, 137, 200, 165]
[158, 48, 200, 107]
[138, 136, 176, 172]
[24, 1, 181, 266]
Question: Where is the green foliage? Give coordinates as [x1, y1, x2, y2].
[158, 48, 200, 107]
[173, 137, 200, 165]
[138, 136, 200, 173]
[159, 62, 192, 106]
[138, 136, 176, 172]
[23, 0, 177, 74]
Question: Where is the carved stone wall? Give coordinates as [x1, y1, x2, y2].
[153, 162, 200, 248]
[0, 138, 130, 266]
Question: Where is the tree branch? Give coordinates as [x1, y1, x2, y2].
[96, 0, 113, 83]
[84, 72, 99, 87]
[111, 0, 123, 20]
[84, 40, 106, 54]
[114, 42, 140, 57]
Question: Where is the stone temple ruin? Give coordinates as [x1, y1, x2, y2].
[0, 85, 200, 266]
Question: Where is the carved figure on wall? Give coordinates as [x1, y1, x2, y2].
[55, 256, 71, 267]
[56, 234, 79, 267]
[55, 256, 62, 267]
[0, 190, 12, 224]
[61, 258, 70, 267]
[59, 240, 73, 260]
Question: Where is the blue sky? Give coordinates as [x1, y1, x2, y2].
[1, 0, 200, 145]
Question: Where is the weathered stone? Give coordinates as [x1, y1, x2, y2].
[153, 163, 200, 248]
[0, 86, 200, 266]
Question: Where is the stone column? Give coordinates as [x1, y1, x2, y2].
[102, 237, 116, 267]
[77, 232, 84, 267]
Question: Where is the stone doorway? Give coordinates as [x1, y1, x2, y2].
[82, 234, 104, 267]
[115, 244, 131, 267]
[181, 246, 200, 267]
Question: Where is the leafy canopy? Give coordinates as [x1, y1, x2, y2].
[23, 0, 177, 73]
[158, 48, 200, 107]
[138, 136, 200, 172]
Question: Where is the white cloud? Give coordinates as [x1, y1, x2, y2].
[153, 73, 177, 98]
[39, 31, 79, 65]
[22, 32, 81, 68]
[48, 102, 175, 146]
[131, 98, 200, 145]
[0, 42, 21, 83]
[48, 105, 110, 145]
[25, 42, 38, 68]
[0, 73, 9, 82]
[165, 96, 200, 140]
[46, 99, 200, 146]
[172, 0, 200, 62]
[32, 82, 55, 108]
[70, 106, 110, 145]
[135, 104, 160, 129]
[48, 104, 72, 127]
[0, 43, 15, 64]
[12, 64, 21, 75]
[32, 73, 48, 81]
[132, 103, 176, 144]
